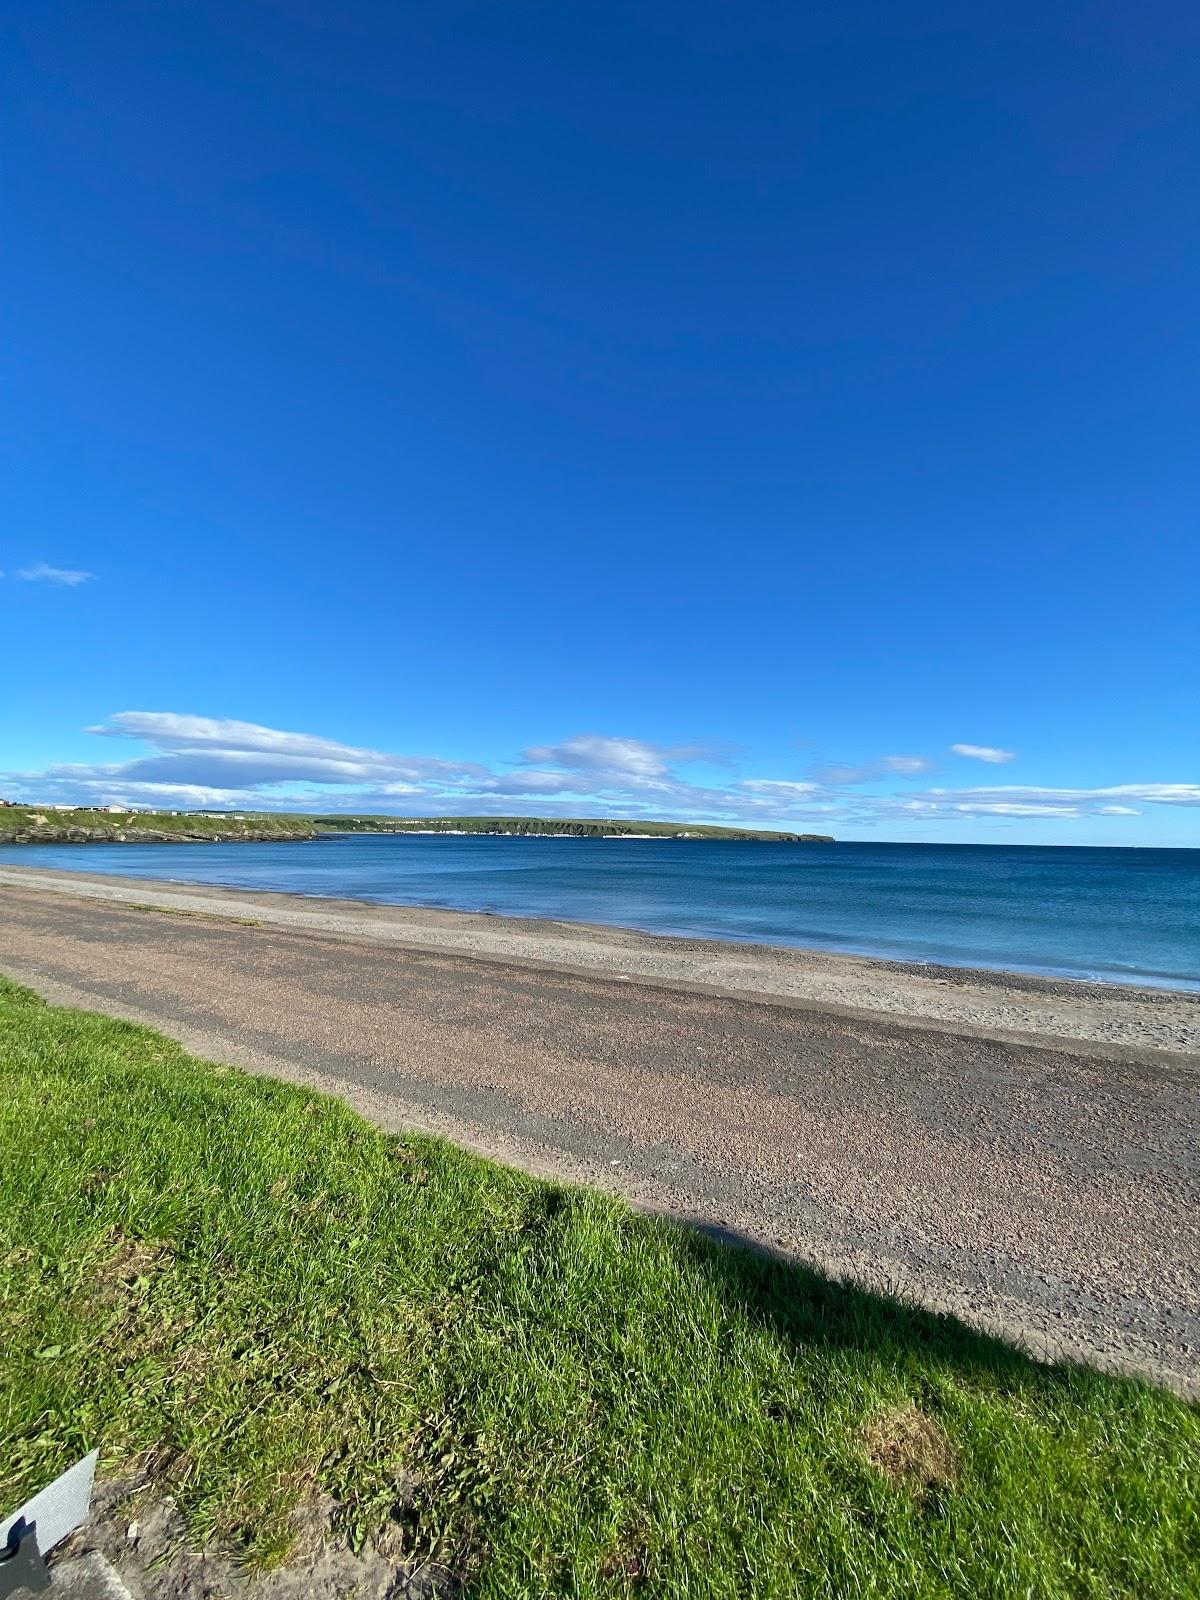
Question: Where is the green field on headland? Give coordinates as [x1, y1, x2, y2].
[0, 806, 317, 844]
[0, 805, 832, 844]
[312, 814, 833, 841]
[1, 977, 1195, 1598]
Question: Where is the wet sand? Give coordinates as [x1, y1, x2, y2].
[1, 864, 1197, 1391]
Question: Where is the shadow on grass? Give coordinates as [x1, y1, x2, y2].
[662, 1211, 1143, 1404]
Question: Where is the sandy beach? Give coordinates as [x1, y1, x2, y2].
[1, 863, 1197, 1391]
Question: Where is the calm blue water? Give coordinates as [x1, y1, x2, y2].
[2, 835, 1198, 990]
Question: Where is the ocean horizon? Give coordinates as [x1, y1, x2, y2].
[2, 833, 1197, 992]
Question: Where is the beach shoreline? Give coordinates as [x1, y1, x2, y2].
[2, 864, 1198, 1391]
[1, 862, 1197, 1056]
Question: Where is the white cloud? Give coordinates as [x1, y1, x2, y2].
[739, 779, 822, 798]
[947, 802, 1083, 818]
[17, 562, 96, 586]
[89, 712, 350, 755]
[519, 734, 729, 779]
[921, 783, 1200, 808]
[883, 784, 1198, 820]
[480, 770, 597, 796]
[521, 734, 666, 778]
[813, 754, 933, 784]
[951, 744, 1016, 764]
[521, 734, 690, 779]
[881, 755, 931, 775]
[81, 713, 487, 789]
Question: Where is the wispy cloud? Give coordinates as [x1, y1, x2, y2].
[950, 743, 1015, 764]
[925, 783, 1200, 806]
[891, 784, 1200, 819]
[739, 779, 823, 799]
[80, 713, 488, 790]
[521, 734, 672, 779]
[16, 562, 97, 586]
[520, 734, 722, 779]
[812, 754, 932, 784]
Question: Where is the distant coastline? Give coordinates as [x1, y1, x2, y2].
[0, 805, 833, 846]
[317, 815, 834, 842]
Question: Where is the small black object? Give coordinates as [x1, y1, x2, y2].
[0, 1519, 50, 1597]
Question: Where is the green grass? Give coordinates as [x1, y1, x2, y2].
[0, 805, 315, 840]
[1, 976, 1196, 1598]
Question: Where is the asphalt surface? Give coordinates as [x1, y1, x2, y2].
[2, 880, 1197, 1392]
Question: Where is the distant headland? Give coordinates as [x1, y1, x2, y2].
[320, 815, 833, 842]
[0, 804, 833, 845]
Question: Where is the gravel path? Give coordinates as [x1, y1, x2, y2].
[2, 868, 1197, 1393]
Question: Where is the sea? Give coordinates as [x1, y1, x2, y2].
[3, 834, 1198, 991]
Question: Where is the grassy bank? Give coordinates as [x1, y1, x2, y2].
[0, 806, 316, 843]
[1, 978, 1196, 1598]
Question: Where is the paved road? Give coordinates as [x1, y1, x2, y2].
[2, 882, 1197, 1390]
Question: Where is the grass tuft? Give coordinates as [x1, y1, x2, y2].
[1, 974, 1197, 1597]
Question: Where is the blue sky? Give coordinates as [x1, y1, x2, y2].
[3, 2, 1197, 844]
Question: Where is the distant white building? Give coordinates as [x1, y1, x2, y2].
[105, 804, 130, 814]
